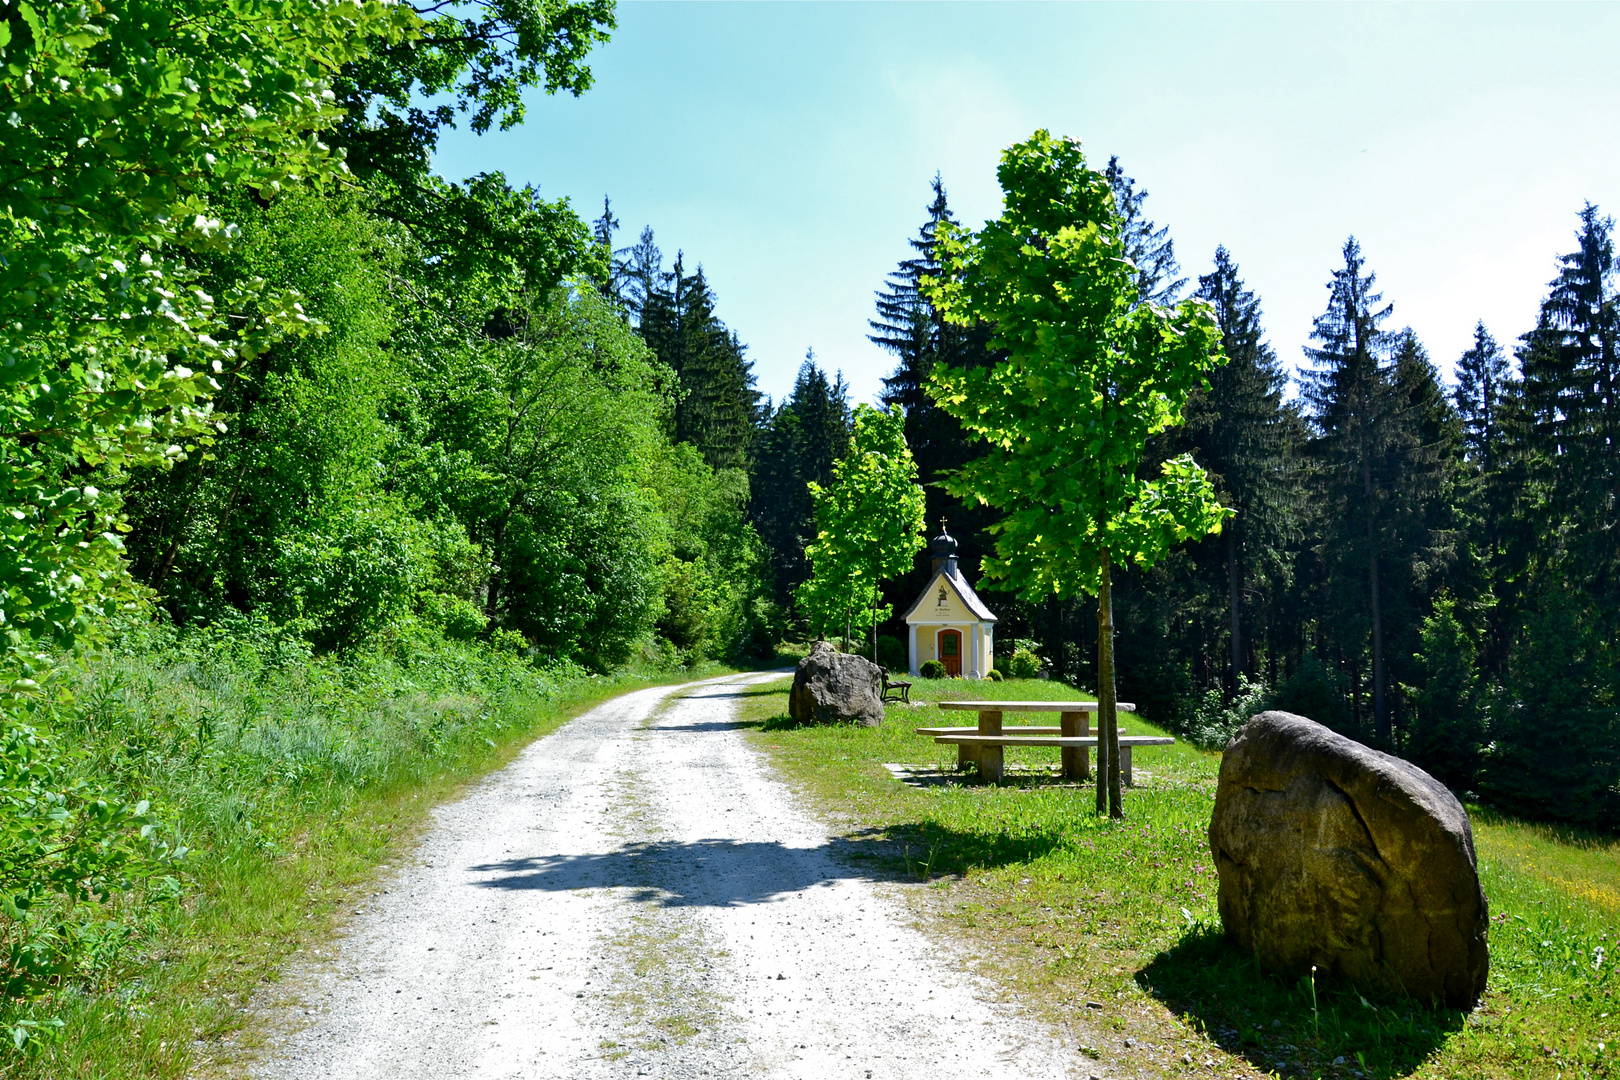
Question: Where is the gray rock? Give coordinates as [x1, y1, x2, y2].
[1208, 711, 1489, 1008]
[788, 641, 885, 726]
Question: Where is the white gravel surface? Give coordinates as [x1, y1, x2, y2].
[251, 671, 1083, 1080]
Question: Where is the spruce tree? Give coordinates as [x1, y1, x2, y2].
[871, 174, 995, 471]
[749, 355, 852, 607]
[635, 251, 760, 472]
[1518, 204, 1620, 597]
[616, 226, 664, 327]
[1456, 322, 1512, 468]
[870, 173, 953, 409]
[1480, 205, 1620, 827]
[1452, 322, 1517, 677]
[1384, 329, 1464, 728]
[1182, 246, 1302, 692]
[1105, 155, 1187, 307]
[870, 175, 998, 623]
[1300, 238, 1399, 741]
[591, 195, 625, 304]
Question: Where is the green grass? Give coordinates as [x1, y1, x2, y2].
[736, 675, 1619, 1080]
[19, 630, 737, 1080]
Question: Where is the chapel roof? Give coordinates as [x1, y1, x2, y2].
[903, 562, 999, 623]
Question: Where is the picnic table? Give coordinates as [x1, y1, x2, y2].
[917, 700, 1174, 785]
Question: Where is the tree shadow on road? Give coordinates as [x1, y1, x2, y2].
[468, 837, 883, 907]
[654, 719, 752, 733]
[688, 686, 785, 701]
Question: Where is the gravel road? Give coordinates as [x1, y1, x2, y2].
[251, 671, 1083, 1080]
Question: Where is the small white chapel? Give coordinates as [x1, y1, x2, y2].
[904, 522, 998, 678]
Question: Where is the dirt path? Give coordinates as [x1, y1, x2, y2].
[251, 671, 1083, 1080]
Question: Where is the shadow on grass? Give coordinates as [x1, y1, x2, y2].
[1137, 925, 1464, 1079]
[852, 819, 1080, 879]
[757, 712, 862, 732]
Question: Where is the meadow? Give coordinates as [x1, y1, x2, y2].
[736, 675, 1617, 1080]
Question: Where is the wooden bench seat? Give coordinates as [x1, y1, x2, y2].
[930, 733, 1173, 786]
[882, 676, 912, 703]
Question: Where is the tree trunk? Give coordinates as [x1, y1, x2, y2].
[1096, 553, 1122, 819]
[871, 582, 879, 666]
[1364, 454, 1388, 742]
[1226, 526, 1242, 696]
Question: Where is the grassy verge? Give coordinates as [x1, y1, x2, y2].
[23, 628, 736, 1080]
[737, 676, 1618, 1080]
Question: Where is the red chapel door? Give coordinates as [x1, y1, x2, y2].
[937, 629, 962, 676]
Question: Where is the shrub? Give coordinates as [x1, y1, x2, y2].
[1402, 596, 1484, 792]
[1007, 648, 1041, 680]
[987, 668, 1004, 682]
[1185, 674, 1272, 750]
[0, 715, 183, 1044]
[920, 660, 948, 679]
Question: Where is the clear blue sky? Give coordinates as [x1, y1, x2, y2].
[434, 2, 1620, 408]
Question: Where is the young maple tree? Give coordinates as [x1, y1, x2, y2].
[923, 130, 1230, 817]
[797, 404, 926, 660]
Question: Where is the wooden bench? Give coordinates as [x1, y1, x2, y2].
[930, 733, 1174, 786]
[925, 700, 1169, 785]
[882, 675, 912, 704]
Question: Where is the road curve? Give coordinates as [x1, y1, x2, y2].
[251, 670, 1081, 1080]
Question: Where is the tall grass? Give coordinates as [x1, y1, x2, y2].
[11, 619, 728, 1079]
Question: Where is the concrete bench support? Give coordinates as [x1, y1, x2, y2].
[1060, 710, 1090, 781]
[964, 709, 1004, 778]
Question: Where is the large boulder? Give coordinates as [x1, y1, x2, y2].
[788, 641, 885, 727]
[1208, 711, 1489, 1008]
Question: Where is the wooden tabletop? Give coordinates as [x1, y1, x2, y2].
[936, 700, 1137, 712]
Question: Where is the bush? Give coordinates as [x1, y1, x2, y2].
[987, 668, 1004, 682]
[1007, 648, 1041, 680]
[1402, 596, 1484, 792]
[0, 716, 183, 1036]
[1185, 674, 1272, 750]
[920, 660, 948, 679]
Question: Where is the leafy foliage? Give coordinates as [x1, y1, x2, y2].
[925, 132, 1229, 601]
[0, 0, 408, 674]
[922, 130, 1229, 816]
[797, 405, 926, 649]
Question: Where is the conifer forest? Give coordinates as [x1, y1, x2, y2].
[2, 1, 1619, 1068]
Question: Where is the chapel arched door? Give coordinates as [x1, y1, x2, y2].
[937, 629, 962, 677]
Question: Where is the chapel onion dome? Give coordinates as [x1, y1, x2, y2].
[928, 521, 959, 573]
